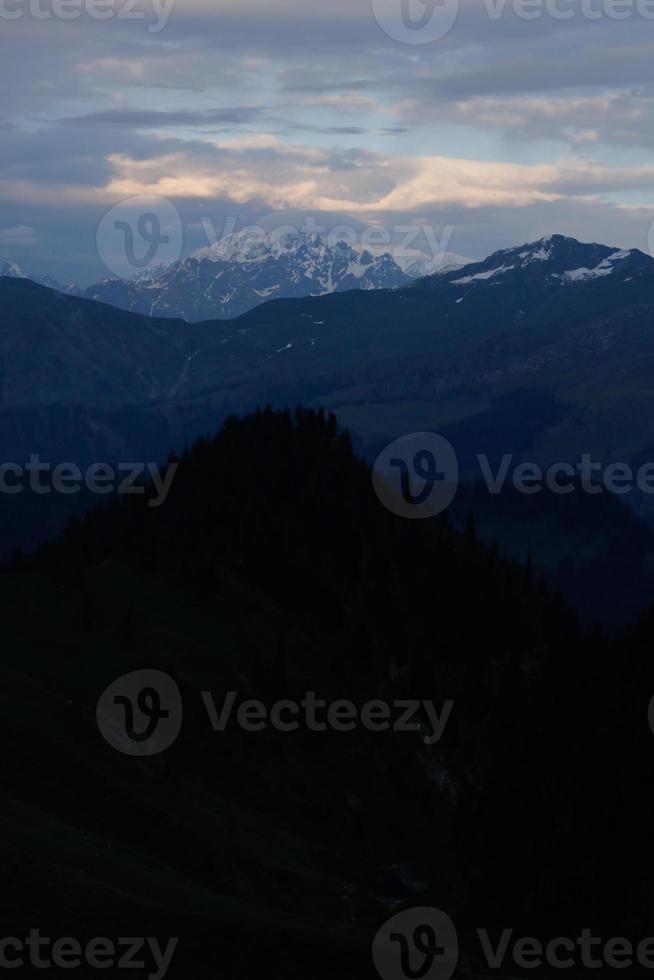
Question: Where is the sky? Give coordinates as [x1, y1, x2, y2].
[2, 0, 654, 283]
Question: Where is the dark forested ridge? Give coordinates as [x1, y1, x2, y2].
[3, 407, 654, 977]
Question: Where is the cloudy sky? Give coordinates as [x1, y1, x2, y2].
[2, 0, 654, 282]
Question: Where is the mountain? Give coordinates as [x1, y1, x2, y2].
[428, 233, 651, 289]
[395, 249, 471, 278]
[0, 258, 80, 296]
[4, 406, 654, 977]
[0, 276, 218, 407]
[202, 233, 654, 438]
[156, 234, 654, 433]
[2, 234, 653, 428]
[0, 259, 25, 279]
[83, 230, 411, 321]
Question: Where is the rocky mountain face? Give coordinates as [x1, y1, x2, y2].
[1, 234, 470, 323]
[83, 231, 413, 321]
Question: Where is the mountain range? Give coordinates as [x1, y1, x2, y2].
[2, 231, 654, 620]
[2, 233, 653, 450]
[2, 233, 652, 428]
[0, 258, 79, 296]
[1, 232, 469, 322]
[84, 232, 412, 320]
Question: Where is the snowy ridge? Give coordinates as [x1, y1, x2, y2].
[445, 235, 649, 290]
[84, 230, 411, 322]
[0, 259, 79, 295]
[394, 250, 471, 279]
[0, 260, 27, 279]
[453, 264, 515, 285]
[552, 250, 634, 283]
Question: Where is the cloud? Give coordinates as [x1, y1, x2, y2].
[81, 143, 654, 213]
[60, 106, 267, 128]
[4, 0, 654, 282]
[0, 225, 39, 246]
[396, 91, 654, 151]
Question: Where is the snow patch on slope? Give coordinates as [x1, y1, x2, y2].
[452, 264, 515, 285]
[553, 249, 634, 283]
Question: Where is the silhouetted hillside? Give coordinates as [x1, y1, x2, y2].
[2, 408, 654, 976]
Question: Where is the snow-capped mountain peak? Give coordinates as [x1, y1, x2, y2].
[194, 229, 332, 265]
[0, 260, 28, 279]
[446, 234, 650, 288]
[0, 259, 79, 295]
[85, 231, 411, 322]
[393, 250, 471, 279]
